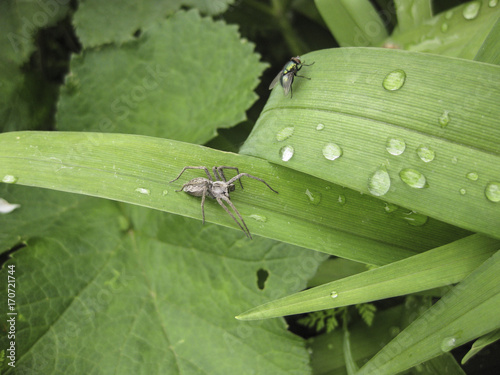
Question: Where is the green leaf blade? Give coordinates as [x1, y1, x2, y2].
[241, 48, 500, 239]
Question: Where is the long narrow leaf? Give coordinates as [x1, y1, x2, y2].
[0, 131, 470, 265]
[241, 48, 500, 239]
[357, 249, 500, 374]
[236, 234, 499, 320]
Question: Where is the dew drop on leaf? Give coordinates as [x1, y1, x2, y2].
[322, 143, 342, 161]
[438, 110, 450, 127]
[316, 123, 325, 131]
[135, 187, 151, 195]
[276, 126, 294, 142]
[368, 167, 391, 196]
[400, 169, 427, 188]
[462, 1, 481, 20]
[382, 69, 406, 91]
[2, 175, 18, 184]
[416, 145, 435, 163]
[280, 145, 294, 161]
[441, 337, 457, 352]
[466, 172, 479, 181]
[485, 182, 500, 202]
[386, 137, 406, 156]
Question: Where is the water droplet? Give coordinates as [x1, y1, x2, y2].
[451, 156, 458, 164]
[249, 214, 267, 222]
[368, 167, 391, 196]
[485, 182, 500, 202]
[0, 198, 21, 214]
[280, 145, 294, 162]
[162, 190, 169, 196]
[441, 22, 449, 32]
[445, 10, 454, 19]
[337, 195, 346, 205]
[489, 0, 498, 7]
[135, 187, 150, 195]
[438, 111, 450, 127]
[322, 143, 343, 161]
[276, 126, 294, 142]
[403, 211, 428, 226]
[386, 137, 406, 156]
[2, 175, 18, 184]
[466, 172, 479, 181]
[416, 145, 435, 163]
[441, 337, 457, 352]
[305, 189, 322, 205]
[459, 188, 467, 195]
[316, 123, 325, 131]
[330, 291, 338, 299]
[400, 169, 428, 188]
[463, 1, 481, 20]
[383, 69, 406, 91]
[384, 203, 399, 213]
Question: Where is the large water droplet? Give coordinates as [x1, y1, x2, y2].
[316, 123, 325, 131]
[403, 211, 428, 226]
[305, 189, 322, 205]
[322, 143, 343, 161]
[485, 182, 500, 202]
[368, 167, 391, 196]
[249, 214, 267, 222]
[466, 172, 479, 181]
[463, 1, 481, 19]
[441, 337, 457, 352]
[276, 126, 294, 142]
[386, 137, 406, 156]
[280, 145, 294, 161]
[438, 111, 450, 127]
[330, 291, 338, 299]
[489, 0, 498, 7]
[383, 69, 406, 91]
[416, 145, 435, 163]
[135, 187, 151, 195]
[2, 175, 18, 184]
[400, 169, 428, 188]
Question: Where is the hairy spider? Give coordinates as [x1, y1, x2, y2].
[170, 166, 278, 239]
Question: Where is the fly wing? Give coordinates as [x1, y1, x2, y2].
[281, 72, 294, 96]
[269, 70, 283, 90]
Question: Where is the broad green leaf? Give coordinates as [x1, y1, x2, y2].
[314, 0, 388, 46]
[0, 131, 472, 265]
[58, 10, 267, 144]
[394, 0, 433, 32]
[241, 48, 500, 239]
[236, 234, 499, 320]
[0, 184, 323, 374]
[357, 249, 500, 375]
[388, 0, 500, 58]
[461, 329, 500, 364]
[182, 0, 235, 15]
[74, 0, 181, 47]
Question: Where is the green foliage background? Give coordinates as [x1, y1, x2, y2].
[1, 0, 499, 374]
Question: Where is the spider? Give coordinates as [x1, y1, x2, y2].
[170, 166, 278, 239]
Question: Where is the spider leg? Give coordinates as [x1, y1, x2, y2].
[200, 188, 207, 224]
[170, 166, 212, 183]
[216, 166, 244, 189]
[216, 197, 252, 239]
[226, 173, 278, 194]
